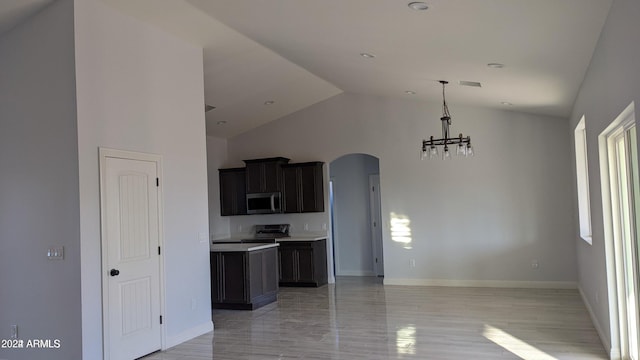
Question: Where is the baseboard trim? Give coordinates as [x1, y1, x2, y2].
[336, 270, 376, 276]
[578, 285, 612, 357]
[383, 278, 578, 289]
[165, 321, 213, 349]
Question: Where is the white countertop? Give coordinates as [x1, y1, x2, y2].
[211, 243, 279, 252]
[277, 235, 327, 242]
[212, 233, 328, 244]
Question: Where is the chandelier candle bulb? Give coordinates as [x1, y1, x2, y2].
[421, 80, 474, 160]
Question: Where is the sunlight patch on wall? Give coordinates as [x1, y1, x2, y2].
[390, 212, 412, 249]
[483, 324, 556, 360]
[396, 325, 416, 355]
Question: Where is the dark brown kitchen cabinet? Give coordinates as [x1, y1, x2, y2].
[210, 247, 279, 310]
[278, 240, 327, 287]
[243, 157, 290, 193]
[282, 162, 324, 213]
[219, 168, 247, 216]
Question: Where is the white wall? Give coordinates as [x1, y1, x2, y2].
[227, 92, 577, 286]
[569, 0, 640, 353]
[0, 1, 81, 359]
[74, 0, 211, 357]
[330, 154, 380, 276]
[207, 136, 230, 239]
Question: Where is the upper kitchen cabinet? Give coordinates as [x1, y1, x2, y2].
[244, 157, 290, 193]
[219, 168, 247, 216]
[282, 162, 325, 213]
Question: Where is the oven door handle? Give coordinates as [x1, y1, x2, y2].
[270, 194, 276, 212]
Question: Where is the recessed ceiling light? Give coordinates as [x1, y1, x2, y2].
[459, 80, 482, 87]
[405, 90, 416, 95]
[216, 120, 227, 125]
[360, 53, 376, 59]
[264, 100, 275, 105]
[501, 102, 513, 106]
[408, 2, 429, 11]
[487, 63, 505, 69]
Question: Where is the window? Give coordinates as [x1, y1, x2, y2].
[574, 116, 592, 244]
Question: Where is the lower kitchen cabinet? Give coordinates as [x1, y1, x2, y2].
[278, 239, 327, 287]
[210, 246, 278, 310]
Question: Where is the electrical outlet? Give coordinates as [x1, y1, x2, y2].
[531, 259, 539, 269]
[410, 259, 416, 267]
[11, 325, 17, 339]
[304, 223, 309, 231]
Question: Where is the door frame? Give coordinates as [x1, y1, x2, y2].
[369, 174, 384, 276]
[99, 148, 167, 359]
[599, 102, 637, 359]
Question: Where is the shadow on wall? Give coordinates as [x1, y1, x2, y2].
[329, 153, 383, 277]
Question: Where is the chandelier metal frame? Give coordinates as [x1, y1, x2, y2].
[421, 80, 474, 159]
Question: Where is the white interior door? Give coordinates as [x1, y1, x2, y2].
[101, 149, 163, 360]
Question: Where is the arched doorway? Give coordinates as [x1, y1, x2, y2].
[329, 153, 384, 277]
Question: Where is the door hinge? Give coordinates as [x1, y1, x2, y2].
[160, 315, 163, 325]
[156, 178, 159, 187]
[375, 257, 378, 263]
[158, 246, 161, 255]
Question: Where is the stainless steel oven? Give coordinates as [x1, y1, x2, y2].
[246, 192, 282, 214]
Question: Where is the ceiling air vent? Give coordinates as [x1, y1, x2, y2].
[458, 81, 482, 87]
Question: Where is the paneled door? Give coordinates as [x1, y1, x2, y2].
[100, 149, 164, 360]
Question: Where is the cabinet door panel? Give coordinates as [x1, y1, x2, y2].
[300, 165, 323, 212]
[282, 167, 300, 213]
[234, 171, 247, 214]
[219, 169, 247, 216]
[219, 172, 235, 216]
[210, 253, 221, 303]
[220, 253, 246, 303]
[278, 247, 297, 282]
[263, 248, 279, 294]
[296, 248, 315, 283]
[245, 163, 263, 193]
[249, 251, 263, 299]
[263, 161, 281, 192]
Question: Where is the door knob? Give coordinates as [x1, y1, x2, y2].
[110, 269, 120, 276]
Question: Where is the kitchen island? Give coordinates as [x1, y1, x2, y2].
[213, 234, 329, 288]
[210, 242, 279, 310]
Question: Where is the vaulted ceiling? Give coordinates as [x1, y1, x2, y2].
[2, 0, 613, 138]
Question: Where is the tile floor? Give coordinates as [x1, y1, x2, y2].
[142, 277, 607, 359]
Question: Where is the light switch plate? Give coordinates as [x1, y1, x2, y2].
[47, 246, 64, 260]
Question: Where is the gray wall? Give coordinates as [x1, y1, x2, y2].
[226, 91, 577, 286]
[0, 1, 82, 359]
[75, 0, 212, 356]
[330, 154, 380, 276]
[569, 0, 640, 353]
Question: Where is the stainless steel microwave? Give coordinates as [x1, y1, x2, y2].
[246, 192, 282, 214]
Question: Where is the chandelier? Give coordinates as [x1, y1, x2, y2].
[421, 80, 474, 160]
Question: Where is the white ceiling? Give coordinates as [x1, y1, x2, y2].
[3, 0, 613, 138]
